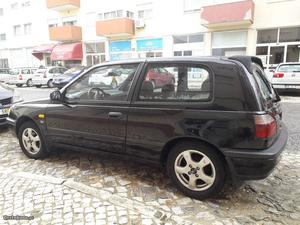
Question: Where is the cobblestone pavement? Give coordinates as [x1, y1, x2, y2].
[0, 101, 300, 225]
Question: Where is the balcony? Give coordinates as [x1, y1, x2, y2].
[201, 0, 254, 28]
[46, 0, 80, 11]
[49, 26, 82, 42]
[96, 18, 135, 38]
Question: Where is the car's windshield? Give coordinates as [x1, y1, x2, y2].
[9, 69, 19, 75]
[278, 64, 300, 72]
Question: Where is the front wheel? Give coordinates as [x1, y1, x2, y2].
[18, 121, 48, 159]
[167, 142, 225, 199]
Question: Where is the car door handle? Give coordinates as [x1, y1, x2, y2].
[108, 112, 123, 118]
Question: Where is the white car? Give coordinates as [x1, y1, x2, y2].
[89, 68, 128, 88]
[32, 66, 68, 88]
[6, 68, 37, 87]
[0, 68, 10, 83]
[271, 63, 300, 91]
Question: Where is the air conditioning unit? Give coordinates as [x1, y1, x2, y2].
[135, 19, 145, 29]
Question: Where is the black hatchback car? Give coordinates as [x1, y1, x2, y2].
[7, 56, 287, 199]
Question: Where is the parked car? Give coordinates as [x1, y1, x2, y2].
[271, 63, 300, 91]
[6, 68, 37, 87]
[146, 67, 175, 88]
[32, 66, 68, 88]
[0, 68, 10, 83]
[0, 84, 22, 126]
[53, 66, 86, 89]
[7, 56, 287, 199]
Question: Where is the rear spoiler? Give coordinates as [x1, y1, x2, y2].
[228, 56, 264, 74]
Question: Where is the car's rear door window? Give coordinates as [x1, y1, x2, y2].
[137, 63, 212, 102]
[252, 64, 274, 101]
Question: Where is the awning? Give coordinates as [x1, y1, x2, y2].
[51, 43, 83, 61]
[201, 0, 254, 28]
[32, 44, 56, 60]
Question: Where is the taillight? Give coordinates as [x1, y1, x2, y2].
[255, 114, 277, 139]
[273, 73, 284, 78]
[18, 74, 23, 80]
[43, 71, 47, 78]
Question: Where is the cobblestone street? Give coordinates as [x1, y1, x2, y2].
[0, 99, 299, 225]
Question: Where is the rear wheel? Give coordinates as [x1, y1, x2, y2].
[26, 79, 33, 87]
[16, 84, 23, 87]
[18, 121, 48, 159]
[167, 141, 225, 199]
[47, 79, 54, 88]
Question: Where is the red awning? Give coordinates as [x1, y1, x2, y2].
[51, 43, 83, 61]
[201, 0, 254, 27]
[32, 44, 56, 60]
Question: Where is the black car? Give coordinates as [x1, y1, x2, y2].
[7, 56, 287, 199]
[0, 85, 14, 126]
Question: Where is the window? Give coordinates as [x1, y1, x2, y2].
[269, 46, 284, 65]
[48, 24, 58, 28]
[13, 25, 21, 36]
[138, 64, 211, 101]
[63, 21, 77, 26]
[280, 27, 300, 42]
[11, 3, 18, 9]
[286, 45, 300, 63]
[257, 29, 278, 44]
[256, 46, 268, 65]
[138, 9, 153, 19]
[102, 10, 133, 20]
[173, 34, 204, 44]
[174, 50, 192, 56]
[252, 65, 273, 101]
[65, 64, 139, 102]
[24, 23, 32, 35]
[0, 8, 3, 16]
[85, 43, 105, 54]
[0, 34, 6, 41]
[21, 69, 30, 74]
[277, 64, 300, 73]
[22, 1, 30, 7]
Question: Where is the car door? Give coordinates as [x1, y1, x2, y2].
[45, 63, 141, 153]
[126, 62, 213, 162]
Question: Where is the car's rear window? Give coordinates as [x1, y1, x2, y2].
[252, 64, 274, 101]
[277, 64, 300, 72]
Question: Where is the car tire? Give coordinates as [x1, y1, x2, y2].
[47, 79, 54, 88]
[167, 141, 226, 200]
[18, 121, 48, 159]
[16, 84, 23, 87]
[26, 79, 33, 87]
[35, 85, 42, 88]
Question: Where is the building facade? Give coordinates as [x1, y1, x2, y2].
[0, 0, 299, 71]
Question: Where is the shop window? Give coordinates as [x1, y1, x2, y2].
[269, 46, 284, 65]
[280, 27, 300, 42]
[189, 34, 203, 43]
[257, 29, 278, 44]
[212, 31, 247, 48]
[286, 45, 300, 63]
[174, 35, 187, 44]
[212, 47, 246, 57]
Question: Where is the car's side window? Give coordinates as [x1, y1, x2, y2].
[64, 64, 139, 102]
[21, 69, 30, 74]
[138, 63, 211, 102]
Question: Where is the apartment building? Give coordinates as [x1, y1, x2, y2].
[0, 0, 300, 70]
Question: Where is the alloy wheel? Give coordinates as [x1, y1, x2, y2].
[174, 150, 216, 191]
[22, 128, 41, 154]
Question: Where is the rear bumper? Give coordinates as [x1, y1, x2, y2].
[223, 124, 288, 180]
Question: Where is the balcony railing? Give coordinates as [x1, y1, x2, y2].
[96, 18, 135, 38]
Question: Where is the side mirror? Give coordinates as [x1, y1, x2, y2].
[50, 90, 62, 102]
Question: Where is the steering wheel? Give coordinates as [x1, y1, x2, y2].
[88, 87, 107, 100]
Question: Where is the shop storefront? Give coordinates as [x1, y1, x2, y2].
[136, 38, 163, 58]
[32, 44, 56, 67]
[256, 26, 300, 70]
[212, 30, 247, 57]
[109, 41, 132, 61]
[51, 43, 83, 68]
[85, 42, 106, 66]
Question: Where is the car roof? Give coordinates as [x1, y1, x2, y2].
[277, 62, 300, 66]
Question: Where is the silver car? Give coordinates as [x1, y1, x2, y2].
[272, 63, 300, 91]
